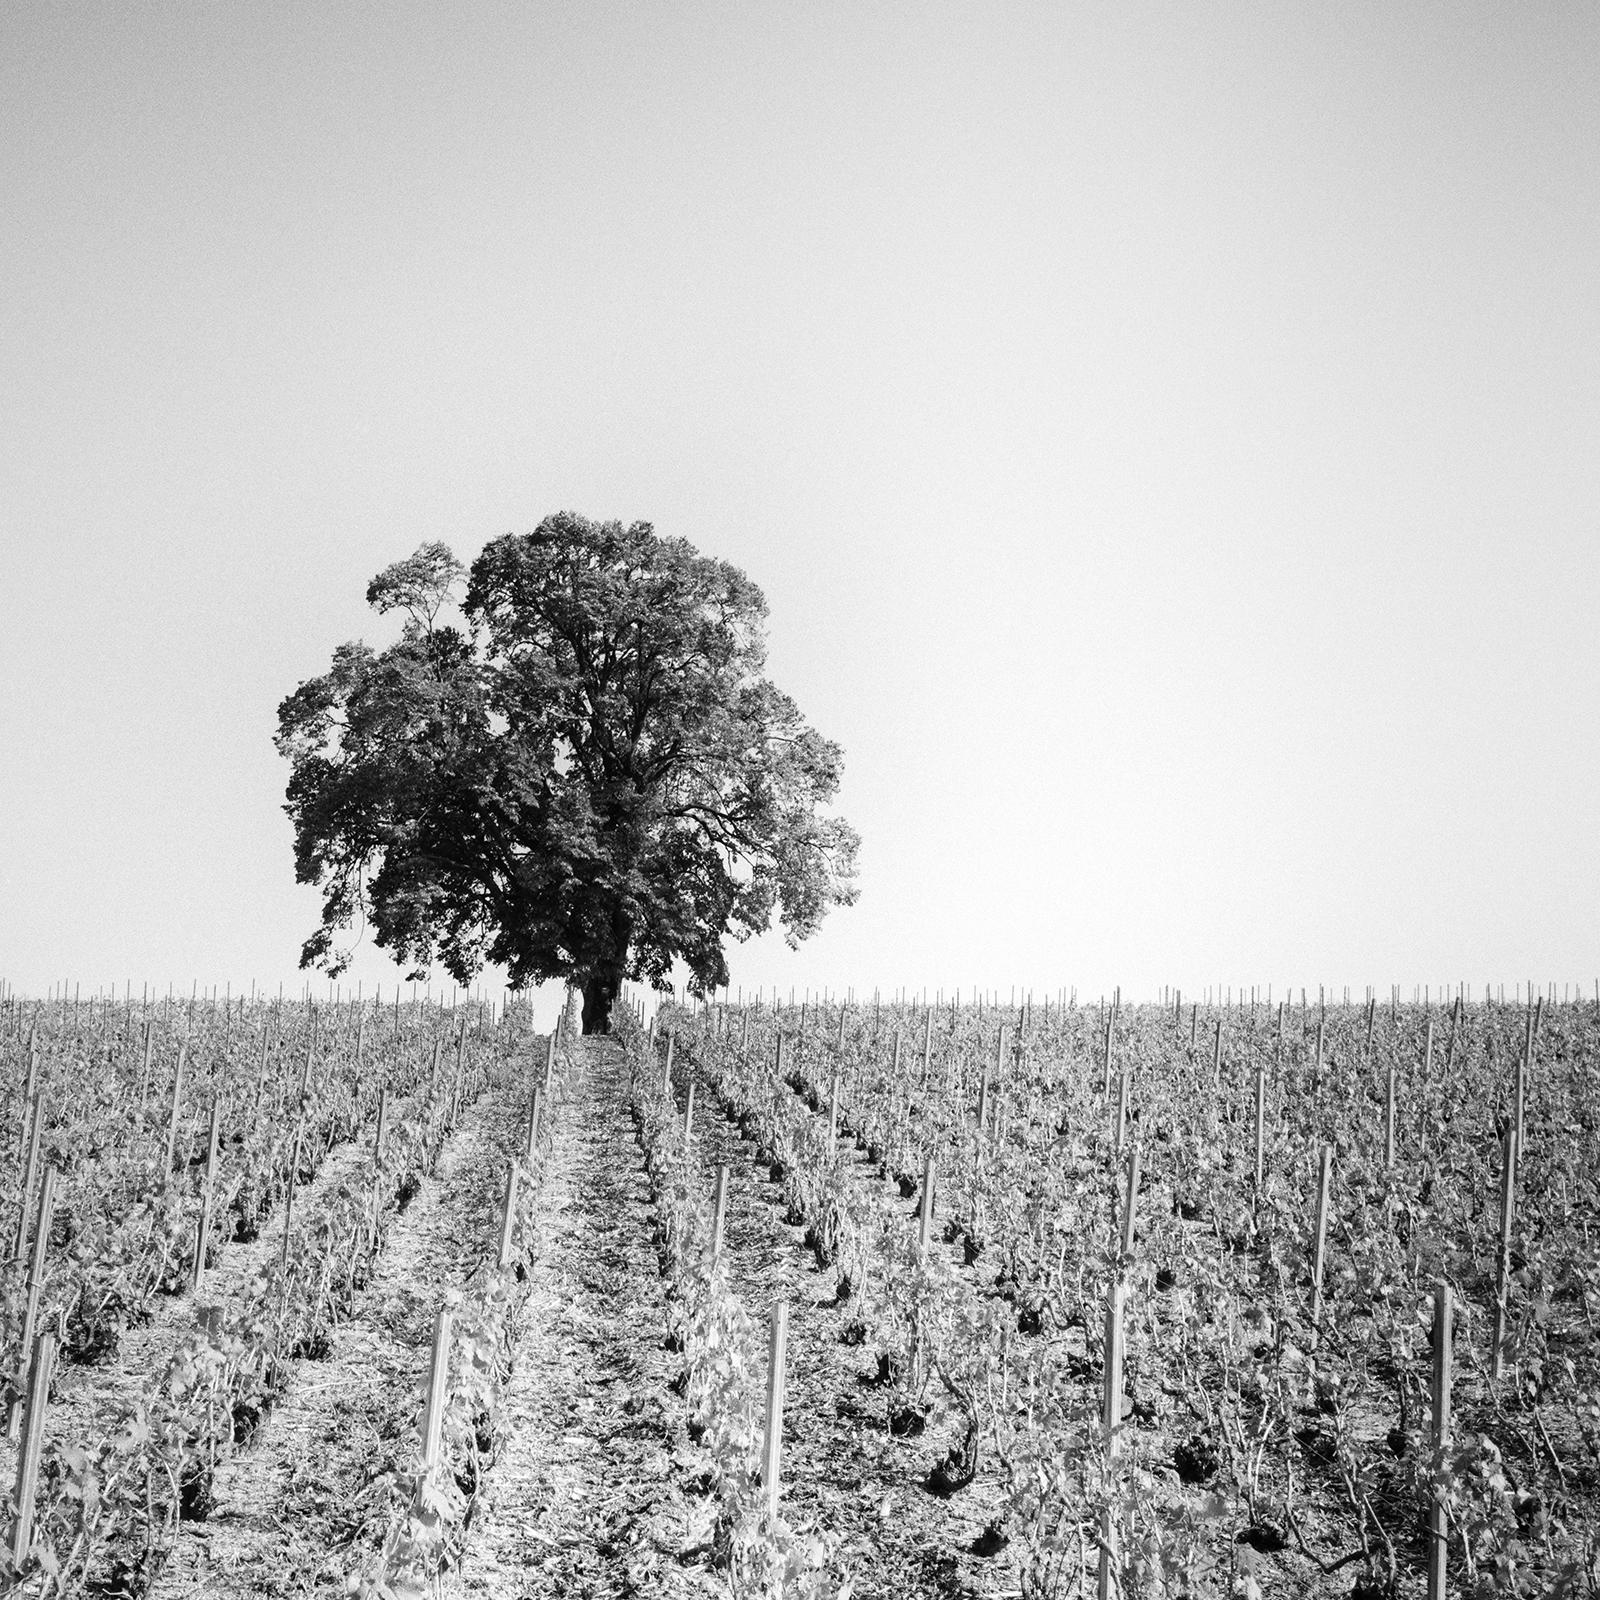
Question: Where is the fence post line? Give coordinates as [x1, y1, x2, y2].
[762, 1301, 789, 1522]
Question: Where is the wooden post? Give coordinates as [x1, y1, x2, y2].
[663, 1032, 675, 1093]
[8, 1167, 56, 1442]
[1211, 1019, 1223, 1085]
[1098, 1277, 1128, 1600]
[1384, 1063, 1397, 1168]
[421, 1306, 452, 1477]
[497, 1164, 520, 1269]
[683, 1080, 695, 1147]
[544, 1030, 557, 1090]
[918, 1154, 935, 1251]
[11, 1091, 43, 1262]
[762, 1301, 788, 1522]
[164, 1041, 187, 1180]
[1426, 1283, 1453, 1600]
[1253, 1065, 1266, 1189]
[139, 1021, 154, 1104]
[828, 1073, 840, 1145]
[279, 1119, 305, 1282]
[1514, 1027, 1529, 1168]
[1490, 1126, 1518, 1381]
[1101, 1015, 1113, 1095]
[1419, 1018, 1434, 1148]
[8, 1328, 56, 1565]
[192, 1098, 223, 1295]
[1310, 1146, 1333, 1332]
[525, 1086, 543, 1162]
[1119, 1140, 1141, 1258]
[711, 1163, 730, 1259]
[920, 1009, 932, 1088]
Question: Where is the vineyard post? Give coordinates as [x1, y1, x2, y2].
[1418, 1018, 1434, 1150]
[254, 1030, 271, 1110]
[1098, 1276, 1128, 1600]
[421, 1306, 452, 1481]
[1514, 1023, 1529, 1167]
[828, 1072, 840, 1147]
[711, 1162, 730, 1259]
[163, 1041, 187, 1181]
[139, 1019, 154, 1104]
[275, 1119, 306, 1352]
[496, 1164, 519, 1269]
[544, 1030, 557, 1091]
[1190, 1004, 1198, 1049]
[1211, 1019, 1223, 1086]
[1385, 1064, 1397, 1169]
[447, 1036, 465, 1128]
[192, 1096, 222, 1295]
[7, 1166, 56, 1442]
[375, 1087, 391, 1159]
[1310, 1146, 1333, 1334]
[1101, 1015, 1113, 1095]
[10, 1090, 43, 1262]
[1426, 1283, 1453, 1600]
[835, 1005, 846, 1051]
[1113, 1062, 1130, 1154]
[683, 1080, 695, 1150]
[1253, 1064, 1267, 1190]
[1120, 1139, 1141, 1257]
[1490, 1125, 1519, 1382]
[762, 1301, 789, 1522]
[919, 1154, 935, 1251]
[525, 1086, 543, 1161]
[7, 1328, 56, 1565]
[921, 1008, 932, 1088]
[663, 1031, 675, 1094]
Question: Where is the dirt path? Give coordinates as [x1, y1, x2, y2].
[149, 1087, 525, 1599]
[681, 1063, 1018, 1600]
[449, 1039, 697, 1600]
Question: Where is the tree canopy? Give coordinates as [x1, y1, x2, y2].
[275, 514, 860, 1031]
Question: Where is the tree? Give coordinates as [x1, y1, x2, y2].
[275, 513, 860, 1032]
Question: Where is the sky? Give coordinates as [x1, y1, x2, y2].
[2, 2, 1597, 1011]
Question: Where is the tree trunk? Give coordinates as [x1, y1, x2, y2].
[581, 968, 621, 1035]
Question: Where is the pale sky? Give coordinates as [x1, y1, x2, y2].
[3, 2, 1597, 1008]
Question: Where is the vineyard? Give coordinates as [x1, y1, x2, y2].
[0, 984, 1596, 1598]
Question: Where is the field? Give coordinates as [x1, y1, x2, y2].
[0, 986, 1595, 1598]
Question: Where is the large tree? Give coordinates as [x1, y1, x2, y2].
[275, 514, 860, 1032]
